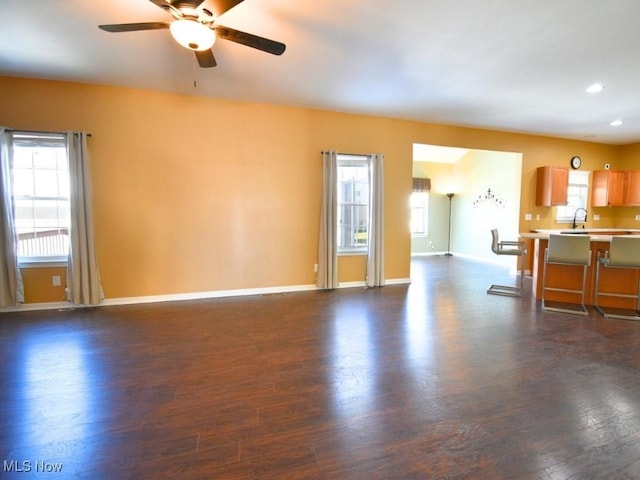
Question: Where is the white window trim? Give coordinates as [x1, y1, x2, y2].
[338, 248, 367, 256]
[19, 257, 68, 268]
[10, 132, 71, 263]
[410, 191, 429, 237]
[337, 154, 370, 255]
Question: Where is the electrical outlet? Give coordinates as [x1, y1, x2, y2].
[593, 214, 600, 221]
[635, 214, 640, 221]
[52, 275, 61, 287]
[314, 264, 318, 272]
[524, 213, 532, 221]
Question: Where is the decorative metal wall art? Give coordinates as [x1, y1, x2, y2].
[472, 188, 505, 208]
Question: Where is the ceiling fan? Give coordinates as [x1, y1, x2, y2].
[99, 0, 286, 68]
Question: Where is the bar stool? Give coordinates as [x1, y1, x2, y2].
[542, 234, 591, 315]
[594, 236, 640, 320]
[487, 229, 527, 297]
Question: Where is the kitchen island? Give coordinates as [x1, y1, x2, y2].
[520, 229, 640, 308]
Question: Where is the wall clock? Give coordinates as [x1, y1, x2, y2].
[570, 156, 582, 169]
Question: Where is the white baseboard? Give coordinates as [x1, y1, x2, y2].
[385, 278, 412, 285]
[2, 301, 72, 313]
[337, 278, 411, 289]
[101, 283, 320, 307]
[0, 278, 413, 313]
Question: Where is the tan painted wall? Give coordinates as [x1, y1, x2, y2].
[1, 76, 632, 303]
[620, 142, 640, 169]
[20, 267, 67, 303]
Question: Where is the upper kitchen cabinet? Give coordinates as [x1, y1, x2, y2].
[624, 170, 640, 206]
[536, 166, 568, 206]
[592, 170, 626, 207]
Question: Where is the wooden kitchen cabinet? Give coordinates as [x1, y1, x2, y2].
[624, 170, 640, 206]
[536, 166, 568, 206]
[591, 170, 625, 207]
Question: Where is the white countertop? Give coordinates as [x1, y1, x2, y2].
[520, 228, 640, 242]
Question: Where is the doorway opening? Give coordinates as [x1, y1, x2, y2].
[411, 143, 523, 278]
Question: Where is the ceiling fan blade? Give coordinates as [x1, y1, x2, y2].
[207, 0, 244, 17]
[195, 49, 217, 68]
[99, 22, 170, 33]
[214, 26, 286, 55]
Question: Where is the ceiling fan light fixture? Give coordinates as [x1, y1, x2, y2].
[170, 19, 215, 51]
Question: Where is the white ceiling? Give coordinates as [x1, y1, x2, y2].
[2, 0, 640, 145]
[413, 144, 470, 164]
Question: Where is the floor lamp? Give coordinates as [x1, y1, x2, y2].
[445, 193, 455, 256]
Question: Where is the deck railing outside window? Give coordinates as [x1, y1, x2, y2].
[17, 228, 69, 258]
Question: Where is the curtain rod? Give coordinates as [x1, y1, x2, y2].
[321, 150, 368, 156]
[5, 128, 92, 137]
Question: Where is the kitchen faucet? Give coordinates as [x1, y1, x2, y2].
[572, 207, 588, 229]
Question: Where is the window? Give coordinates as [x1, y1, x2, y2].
[10, 133, 70, 263]
[410, 191, 429, 235]
[337, 155, 369, 253]
[556, 170, 590, 224]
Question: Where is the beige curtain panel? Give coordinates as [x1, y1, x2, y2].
[366, 154, 385, 287]
[317, 150, 339, 289]
[66, 131, 104, 305]
[0, 128, 24, 306]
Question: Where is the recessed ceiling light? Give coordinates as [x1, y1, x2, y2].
[586, 83, 605, 94]
[610, 119, 624, 127]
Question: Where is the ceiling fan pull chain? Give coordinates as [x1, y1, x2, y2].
[193, 59, 197, 88]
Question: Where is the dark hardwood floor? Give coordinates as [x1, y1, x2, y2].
[2, 256, 640, 479]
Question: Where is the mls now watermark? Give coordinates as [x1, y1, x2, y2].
[4, 460, 64, 473]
